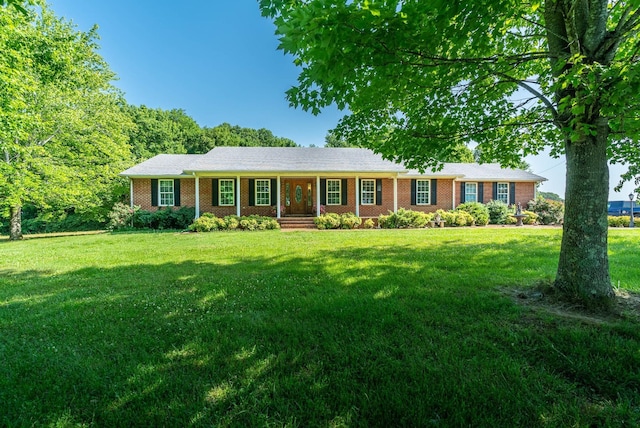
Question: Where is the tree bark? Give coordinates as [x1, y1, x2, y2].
[555, 117, 614, 302]
[9, 204, 23, 241]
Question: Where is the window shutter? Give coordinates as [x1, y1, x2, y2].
[341, 179, 348, 205]
[212, 179, 219, 206]
[410, 179, 417, 205]
[320, 179, 326, 205]
[151, 179, 158, 207]
[174, 179, 181, 206]
[248, 179, 255, 206]
[509, 182, 516, 205]
[478, 182, 484, 203]
[376, 179, 382, 205]
[431, 179, 437, 205]
[492, 182, 498, 200]
[271, 179, 277, 206]
[460, 182, 466, 204]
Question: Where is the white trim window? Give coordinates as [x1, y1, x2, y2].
[219, 179, 235, 206]
[416, 179, 430, 205]
[497, 182, 509, 204]
[361, 179, 375, 205]
[326, 179, 341, 205]
[255, 179, 271, 206]
[465, 182, 477, 203]
[159, 179, 174, 206]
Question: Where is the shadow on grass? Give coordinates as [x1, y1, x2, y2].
[1, 236, 639, 427]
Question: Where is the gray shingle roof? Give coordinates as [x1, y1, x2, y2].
[120, 147, 546, 182]
[187, 147, 405, 173]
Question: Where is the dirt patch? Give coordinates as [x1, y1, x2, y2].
[500, 285, 640, 325]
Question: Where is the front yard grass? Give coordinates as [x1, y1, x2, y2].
[1, 228, 639, 427]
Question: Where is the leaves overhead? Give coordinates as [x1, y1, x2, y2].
[261, 0, 640, 177]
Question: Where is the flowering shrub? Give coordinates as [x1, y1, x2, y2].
[527, 196, 564, 225]
[312, 204, 327, 215]
[107, 202, 140, 230]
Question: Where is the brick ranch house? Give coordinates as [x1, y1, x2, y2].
[120, 147, 546, 220]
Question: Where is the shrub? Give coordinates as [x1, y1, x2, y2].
[378, 209, 431, 228]
[608, 216, 630, 227]
[314, 213, 342, 229]
[521, 210, 539, 225]
[363, 218, 375, 229]
[486, 200, 510, 224]
[340, 212, 362, 229]
[108, 202, 140, 230]
[455, 202, 489, 226]
[224, 215, 240, 230]
[527, 196, 564, 225]
[189, 214, 219, 232]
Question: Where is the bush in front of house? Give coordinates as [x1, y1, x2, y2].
[485, 200, 510, 224]
[108, 202, 140, 230]
[454, 202, 490, 226]
[131, 206, 196, 230]
[314, 213, 343, 229]
[436, 209, 474, 227]
[378, 208, 432, 228]
[189, 214, 279, 232]
[363, 218, 375, 229]
[340, 212, 362, 229]
[527, 196, 564, 225]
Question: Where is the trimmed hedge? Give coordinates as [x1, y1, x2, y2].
[189, 213, 279, 232]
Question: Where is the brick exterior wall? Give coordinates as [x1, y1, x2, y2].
[131, 177, 539, 216]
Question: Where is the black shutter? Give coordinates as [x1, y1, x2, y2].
[271, 179, 277, 206]
[509, 182, 516, 205]
[376, 179, 382, 205]
[478, 182, 484, 204]
[460, 182, 466, 204]
[320, 179, 326, 205]
[492, 182, 498, 200]
[431, 179, 437, 205]
[341, 179, 348, 205]
[248, 179, 255, 206]
[212, 179, 219, 206]
[151, 179, 158, 207]
[411, 179, 417, 205]
[174, 179, 181, 206]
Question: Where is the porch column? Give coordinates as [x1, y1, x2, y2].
[276, 176, 281, 218]
[236, 176, 241, 217]
[194, 175, 200, 219]
[129, 178, 133, 208]
[355, 176, 360, 217]
[316, 176, 321, 217]
[393, 177, 398, 213]
[452, 180, 456, 209]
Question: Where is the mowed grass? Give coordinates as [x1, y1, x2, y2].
[1, 228, 639, 427]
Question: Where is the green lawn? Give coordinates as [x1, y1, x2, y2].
[1, 228, 639, 427]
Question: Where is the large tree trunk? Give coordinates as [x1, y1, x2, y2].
[9, 204, 23, 241]
[555, 117, 613, 302]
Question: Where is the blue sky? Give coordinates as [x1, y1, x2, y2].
[48, 0, 636, 200]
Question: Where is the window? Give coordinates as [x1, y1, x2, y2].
[416, 180, 430, 205]
[219, 179, 235, 206]
[255, 179, 271, 206]
[159, 179, 174, 206]
[326, 179, 341, 205]
[361, 179, 375, 205]
[497, 182, 509, 204]
[465, 183, 477, 203]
